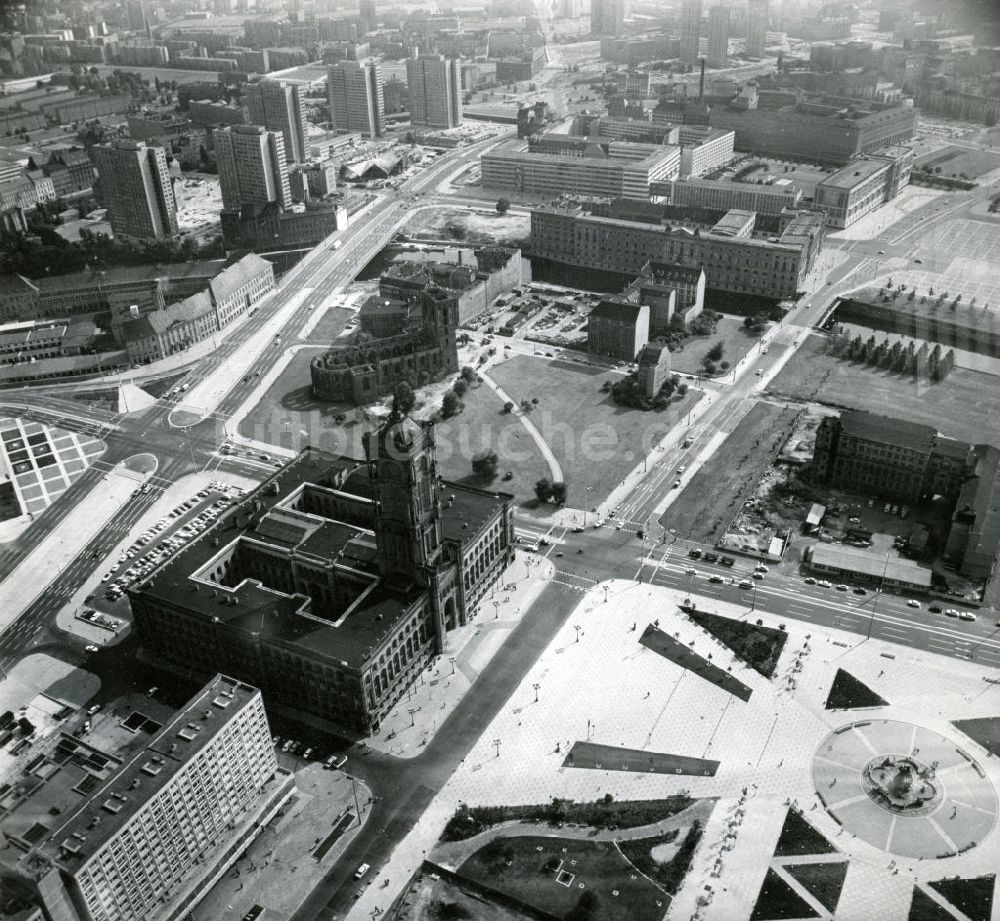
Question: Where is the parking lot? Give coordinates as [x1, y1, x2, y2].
[89, 480, 245, 610]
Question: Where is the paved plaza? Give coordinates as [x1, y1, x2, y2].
[347, 580, 1000, 921]
[0, 416, 104, 517]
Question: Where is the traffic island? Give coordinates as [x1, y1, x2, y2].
[639, 623, 753, 701]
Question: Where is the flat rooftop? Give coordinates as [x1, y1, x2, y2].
[2, 676, 260, 880]
[810, 543, 933, 587]
[817, 157, 889, 190]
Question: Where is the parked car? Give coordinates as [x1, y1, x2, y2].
[958, 611, 976, 621]
[906, 599, 920, 609]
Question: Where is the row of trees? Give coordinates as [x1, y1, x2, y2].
[829, 331, 956, 381]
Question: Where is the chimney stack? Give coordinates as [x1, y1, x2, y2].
[699, 58, 705, 99]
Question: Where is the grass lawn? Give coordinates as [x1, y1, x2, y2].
[785, 863, 848, 914]
[915, 146, 1000, 179]
[927, 875, 995, 921]
[952, 717, 1000, 757]
[662, 402, 801, 543]
[687, 610, 788, 679]
[766, 335, 1000, 446]
[442, 797, 695, 843]
[433, 378, 552, 507]
[825, 668, 888, 710]
[639, 624, 753, 701]
[619, 823, 703, 896]
[488, 355, 701, 508]
[140, 373, 186, 400]
[303, 305, 354, 343]
[457, 836, 668, 921]
[667, 316, 767, 376]
[237, 349, 366, 456]
[0, 480, 20, 521]
[773, 809, 838, 858]
[749, 868, 820, 921]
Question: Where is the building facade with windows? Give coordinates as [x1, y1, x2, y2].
[587, 300, 649, 361]
[91, 140, 178, 241]
[130, 423, 515, 735]
[531, 204, 824, 299]
[244, 79, 307, 163]
[660, 176, 802, 213]
[327, 60, 385, 137]
[214, 125, 292, 212]
[0, 675, 294, 921]
[406, 55, 462, 129]
[811, 145, 913, 228]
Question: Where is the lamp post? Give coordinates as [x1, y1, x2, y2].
[449, 656, 456, 675]
[573, 624, 581, 643]
[408, 707, 416, 727]
[493, 737, 501, 758]
[533, 682, 540, 702]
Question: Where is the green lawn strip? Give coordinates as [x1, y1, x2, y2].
[639, 623, 753, 700]
[909, 887, 961, 921]
[687, 610, 788, 679]
[824, 669, 888, 710]
[951, 718, 1000, 756]
[749, 868, 820, 920]
[927, 875, 995, 921]
[617, 821, 703, 896]
[441, 797, 694, 843]
[784, 862, 849, 914]
[773, 809, 839, 858]
[456, 836, 667, 921]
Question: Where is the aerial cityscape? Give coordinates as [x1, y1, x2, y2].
[1, 0, 999, 918]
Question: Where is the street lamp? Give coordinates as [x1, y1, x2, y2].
[573, 625, 581, 643]
[449, 656, 456, 675]
[533, 682, 540, 702]
[493, 737, 501, 758]
[408, 707, 417, 727]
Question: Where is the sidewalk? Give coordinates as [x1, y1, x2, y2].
[366, 551, 554, 758]
[190, 765, 374, 921]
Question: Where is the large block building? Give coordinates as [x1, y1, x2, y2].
[531, 203, 824, 300]
[0, 675, 293, 921]
[131, 419, 515, 735]
[812, 145, 913, 229]
[812, 411, 1000, 580]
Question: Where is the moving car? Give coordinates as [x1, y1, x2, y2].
[354, 863, 370, 880]
[709, 575, 725, 584]
[906, 599, 920, 609]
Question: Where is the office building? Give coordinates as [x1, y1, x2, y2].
[406, 55, 462, 129]
[531, 204, 825, 299]
[591, 0, 627, 36]
[0, 675, 294, 921]
[131, 420, 515, 735]
[660, 176, 802, 213]
[588, 300, 649, 361]
[707, 5, 730, 67]
[359, 0, 377, 30]
[481, 136, 680, 201]
[91, 140, 178, 241]
[623, 261, 705, 332]
[244, 79, 307, 163]
[215, 125, 292, 212]
[680, 0, 703, 64]
[327, 60, 385, 137]
[746, 0, 768, 56]
[811, 145, 913, 228]
[709, 99, 918, 166]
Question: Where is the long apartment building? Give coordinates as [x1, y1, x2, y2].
[214, 124, 292, 212]
[327, 60, 384, 137]
[406, 55, 462, 129]
[244, 79, 307, 163]
[659, 176, 803, 213]
[0, 675, 294, 921]
[531, 204, 825, 299]
[482, 136, 679, 201]
[91, 140, 178, 241]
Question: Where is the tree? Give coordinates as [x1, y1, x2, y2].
[551, 481, 567, 505]
[495, 197, 510, 214]
[534, 477, 553, 502]
[460, 365, 476, 383]
[471, 449, 500, 480]
[392, 381, 415, 416]
[501, 400, 515, 414]
[441, 391, 461, 418]
[452, 379, 468, 397]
